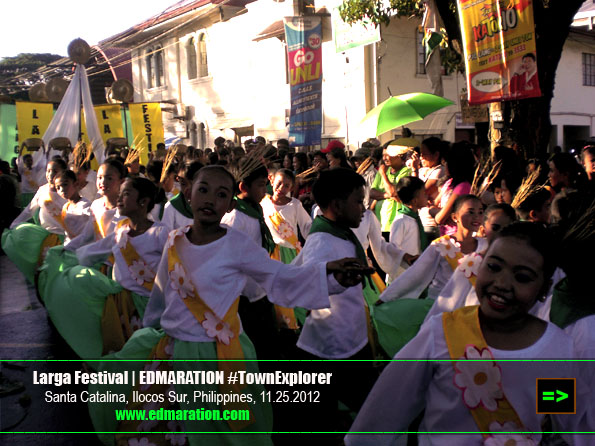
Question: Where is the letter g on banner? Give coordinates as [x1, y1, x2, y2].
[294, 49, 315, 67]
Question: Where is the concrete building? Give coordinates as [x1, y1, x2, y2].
[100, 0, 595, 151]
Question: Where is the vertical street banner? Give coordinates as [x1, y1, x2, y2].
[284, 16, 323, 147]
[457, 0, 541, 104]
[81, 105, 125, 146]
[129, 103, 165, 163]
[0, 103, 18, 161]
[15, 102, 54, 147]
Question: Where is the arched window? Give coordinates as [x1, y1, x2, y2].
[155, 45, 165, 87]
[186, 38, 197, 80]
[146, 49, 154, 88]
[198, 34, 208, 78]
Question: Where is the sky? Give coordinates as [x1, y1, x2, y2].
[0, 0, 179, 58]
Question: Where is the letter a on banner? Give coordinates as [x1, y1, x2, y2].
[129, 103, 165, 164]
[16, 102, 54, 146]
[458, 0, 541, 104]
[81, 105, 124, 146]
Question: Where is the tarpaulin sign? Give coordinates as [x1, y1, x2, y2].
[129, 103, 165, 164]
[81, 105, 125, 146]
[457, 0, 541, 104]
[15, 102, 54, 147]
[284, 16, 323, 147]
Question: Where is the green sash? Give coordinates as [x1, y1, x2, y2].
[234, 198, 276, 254]
[169, 193, 193, 219]
[550, 277, 595, 329]
[398, 204, 429, 251]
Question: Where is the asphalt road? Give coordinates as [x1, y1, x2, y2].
[0, 255, 102, 445]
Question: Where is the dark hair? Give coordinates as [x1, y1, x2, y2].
[196, 165, 237, 196]
[452, 194, 481, 214]
[275, 168, 295, 183]
[214, 136, 226, 147]
[515, 188, 550, 221]
[549, 152, 586, 189]
[371, 147, 384, 163]
[55, 169, 77, 184]
[421, 137, 443, 163]
[328, 146, 352, 169]
[0, 160, 11, 175]
[181, 160, 204, 182]
[240, 162, 268, 187]
[207, 152, 219, 165]
[396, 176, 425, 204]
[100, 158, 126, 179]
[49, 158, 68, 171]
[23, 154, 33, 160]
[445, 142, 475, 186]
[126, 177, 158, 212]
[492, 221, 557, 282]
[492, 171, 522, 200]
[293, 152, 309, 173]
[313, 168, 365, 210]
[523, 52, 536, 62]
[485, 203, 516, 222]
[582, 145, 595, 162]
[146, 160, 163, 184]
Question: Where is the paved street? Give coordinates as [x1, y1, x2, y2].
[0, 255, 102, 445]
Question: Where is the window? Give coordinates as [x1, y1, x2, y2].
[186, 38, 197, 80]
[198, 34, 208, 77]
[155, 46, 165, 87]
[583, 53, 595, 86]
[146, 50, 154, 88]
[417, 30, 426, 75]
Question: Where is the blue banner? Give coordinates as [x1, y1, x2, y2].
[284, 16, 322, 147]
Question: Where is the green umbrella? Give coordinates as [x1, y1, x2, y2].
[361, 92, 454, 137]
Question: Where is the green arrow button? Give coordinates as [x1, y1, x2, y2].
[556, 390, 568, 402]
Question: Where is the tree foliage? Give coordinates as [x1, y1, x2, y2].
[339, 0, 587, 158]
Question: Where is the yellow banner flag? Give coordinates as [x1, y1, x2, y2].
[81, 104, 125, 146]
[16, 102, 54, 146]
[458, 0, 541, 104]
[129, 103, 164, 164]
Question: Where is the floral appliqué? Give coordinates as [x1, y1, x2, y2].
[458, 252, 483, 278]
[165, 420, 188, 445]
[129, 259, 155, 286]
[169, 263, 194, 300]
[165, 226, 191, 250]
[483, 421, 536, 446]
[127, 438, 156, 446]
[454, 345, 503, 411]
[201, 311, 234, 345]
[434, 236, 461, 259]
[277, 221, 294, 241]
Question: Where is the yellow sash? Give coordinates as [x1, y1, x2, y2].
[101, 289, 141, 355]
[168, 230, 254, 430]
[43, 190, 66, 230]
[434, 235, 478, 287]
[116, 220, 154, 293]
[442, 306, 526, 437]
[263, 195, 302, 251]
[264, 196, 302, 330]
[23, 169, 38, 189]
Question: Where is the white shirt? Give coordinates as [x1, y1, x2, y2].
[10, 183, 66, 234]
[17, 159, 43, 194]
[77, 222, 169, 297]
[221, 209, 262, 247]
[143, 226, 342, 342]
[79, 174, 98, 203]
[380, 237, 488, 301]
[62, 198, 92, 244]
[345, 314, 589, 445]
[64, 197, 125, 251]
[161, 201, 193, 232]
[261, 196, 312, 249]
[294, 232, 369, 359]
[388, 213, 421, 281]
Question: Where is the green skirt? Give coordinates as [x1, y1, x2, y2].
[89, 328, 273, 446]
[372, 298, 433, 358]
[37, 246, 80, 303]
[21, 192, 35, 209]
[1, 223, 63, 284]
